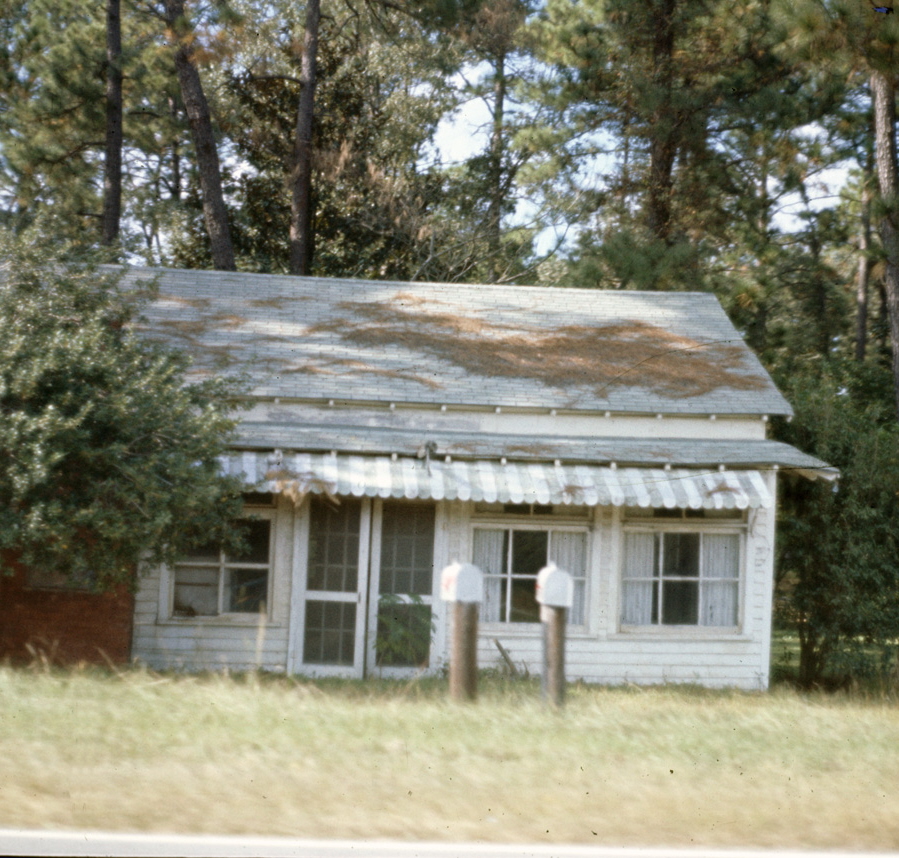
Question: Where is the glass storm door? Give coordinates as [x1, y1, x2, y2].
[366, 500, 436, 676]
[300, 497, 370, 677]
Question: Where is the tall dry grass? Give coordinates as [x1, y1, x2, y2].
[0, 666, 897, 848]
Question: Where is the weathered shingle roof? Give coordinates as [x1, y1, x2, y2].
[126, 267, 792, 416]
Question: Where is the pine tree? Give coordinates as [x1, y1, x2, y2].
[0, 0, 109, 232]
[782, 0, 899, 419]
[102, 0, 123, 247]
[160, 0, 236, 270]
[171, 1, 477, 280]
[0, 1, 200, 255]
[529, 0, 841, 294]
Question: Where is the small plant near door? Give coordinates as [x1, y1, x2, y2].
[375, 594, 435, 668]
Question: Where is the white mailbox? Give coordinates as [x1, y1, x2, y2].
[441, 562, 484, 604]
[536, 563, 573, 609]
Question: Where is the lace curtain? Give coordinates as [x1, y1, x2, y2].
[550, 531, 587, 625]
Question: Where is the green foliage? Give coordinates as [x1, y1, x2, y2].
[0, 0, 186, 251]
[528, 0, 849, 303]
[775, 362, 899, 687]
[560, 228, 706, 291]
[0, 229, 247, 589]
[0, 0, 106, 230]
[168, 2, 471, 279]
[375, 594, 435, 669]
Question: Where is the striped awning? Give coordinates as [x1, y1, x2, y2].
[222, 452, 773, 510]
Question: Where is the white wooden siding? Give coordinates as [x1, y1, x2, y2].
[133, 486, 778, 689]
[470, 503, 776, 690]
[476, 634, 768, 689]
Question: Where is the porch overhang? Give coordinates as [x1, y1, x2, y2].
[221, 451, 776, 510]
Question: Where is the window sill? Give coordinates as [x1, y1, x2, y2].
[480, 623, 592, 638]
[158, 616, 280, 628]
[613, 626, 747, 640]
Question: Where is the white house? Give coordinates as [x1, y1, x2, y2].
[127, 267, 833, 689]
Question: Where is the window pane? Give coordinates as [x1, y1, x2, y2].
[379, 502, 435, 596]
[550, 531, 586, 578]
[702, 534, 740, 579]
[375, 602, 431, 667]
[476, 529, 585, 625]
[506, 531, 547, 623]
[474, 529, 506, 623]
[622, 580, 657, 625]
[509, 577, 540, 622]
[702, 581, 738, 625]
[512, 530, 548, 577]
[662, 533, 700, 578]
[303, 600, 356, 665]
[551, 531, 587, 625]
[623, 530, 740, 627]
[232, 519, 270, 564]
[623, 533, 656, 580]
[308, 498, 360, 592]
[662, 580, 698, 624]
[173, 566, 218, 616]
[473, 529, 506, 575]
[226, 567, 267, 613]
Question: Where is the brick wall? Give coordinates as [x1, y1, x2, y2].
[0, 558, 134, 666]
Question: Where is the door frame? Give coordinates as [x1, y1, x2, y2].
[288, 496, 372, 678]
[365, 498, 442, 678]
[289, 496, 448, 678]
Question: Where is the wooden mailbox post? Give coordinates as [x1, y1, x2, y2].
[441, 562, 483, 701]
[536, 562, 573, 707]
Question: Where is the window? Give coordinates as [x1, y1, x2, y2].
[621, 530, 740, 627]
[378, 502, 434, 597]
[307, 499, 360, 593]
[172, 516, 272, 618]
[473, 527, 587, 625]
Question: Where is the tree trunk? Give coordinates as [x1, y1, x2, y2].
[798, 626, 825, 689]
[870, 70, 899, 419]
[163, 0, 235, 271]
[289, 0, 321, 276]
[102, 0, 123, 247]
[646, 0, 678, 244]
[856, 165, 872, 362]
[169, 97, 182, 202]
[486, 50, 506, 282]
[805, 209, 831, 358]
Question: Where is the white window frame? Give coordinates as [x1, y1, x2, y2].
[471, 520, 590, 628]
[167, 507, 276, 622]
[619, 516, 745, 633]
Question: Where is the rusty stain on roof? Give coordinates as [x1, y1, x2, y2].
[308, 296, 767, 398]
[281, 357, 443, 390]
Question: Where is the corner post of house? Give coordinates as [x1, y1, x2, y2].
[441, 562, 483, 702]
[537, 563, 573, 708]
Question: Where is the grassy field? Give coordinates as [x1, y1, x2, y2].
[1, 665, 898, 849]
